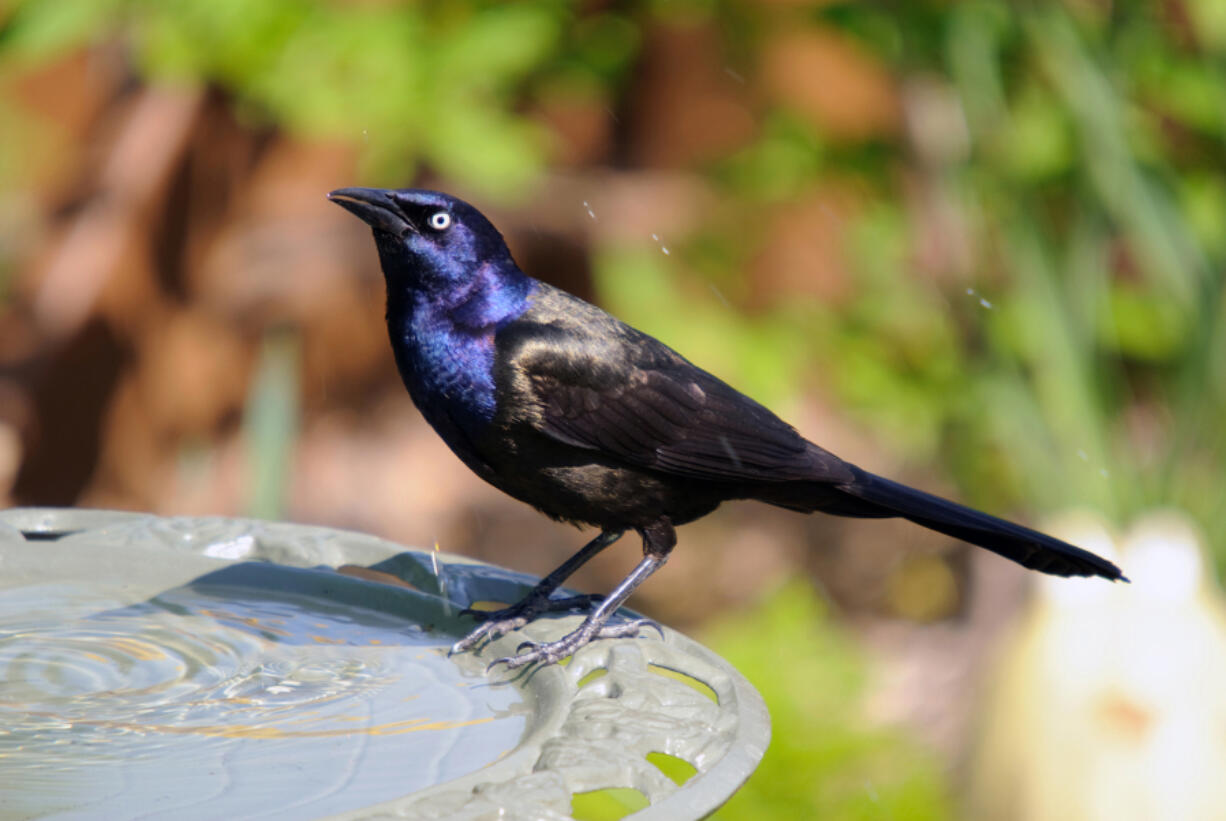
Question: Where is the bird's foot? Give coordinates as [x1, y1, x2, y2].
[451, 592, 603, 655]
[488, 617, 662, 671]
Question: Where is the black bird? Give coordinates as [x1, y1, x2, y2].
[328, 186, 1127, 669]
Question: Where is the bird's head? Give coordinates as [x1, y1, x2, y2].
[327, 187, 514, 290]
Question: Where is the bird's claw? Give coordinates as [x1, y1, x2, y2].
[639, 619, 666, 641]
[451, 593, 604, 656]
[449, 616, 529, 656]
[486, 617, 660, 671]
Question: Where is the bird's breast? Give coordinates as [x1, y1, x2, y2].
[384, 310, 498, 460]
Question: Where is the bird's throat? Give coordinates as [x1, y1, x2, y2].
[386, 268, 535, 431]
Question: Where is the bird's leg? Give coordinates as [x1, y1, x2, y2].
[490, 517, 675, 670]
[451, 529, 624, 654]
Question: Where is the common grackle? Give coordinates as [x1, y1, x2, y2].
[328, 186, 1126, 670]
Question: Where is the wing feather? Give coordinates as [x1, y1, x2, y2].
[507, 318, 851, 485]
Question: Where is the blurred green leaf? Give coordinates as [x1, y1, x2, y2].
[569, 12, 640, 81]
[991, 83, 1074, 181]
[1187, 0, 1226, 53]
[1099, 283, 1189, 362]
[1, 0, 592, 198]
[0, 0, 123, 62]
[571, 788, 649, 821]
[1179, 175, 1226, 257]
[717, 114, 825, 202]
[707, 582, 952, 821]
[593, 245, 810, 409]
[435, 5, 559, 80]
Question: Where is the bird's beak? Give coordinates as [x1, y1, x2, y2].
[327, 187, 414, 235]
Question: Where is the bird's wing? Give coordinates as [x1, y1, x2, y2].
[501, 318, 853, 485]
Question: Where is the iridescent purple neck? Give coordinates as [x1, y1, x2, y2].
[388, 265, 535, 433]
[440, 262, 535, 332]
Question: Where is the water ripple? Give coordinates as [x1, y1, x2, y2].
[0, 582, 525, 819]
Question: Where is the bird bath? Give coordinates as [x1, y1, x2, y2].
[0, 508, 769, 820]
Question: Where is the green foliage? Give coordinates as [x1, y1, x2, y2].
[0, 0, 641, 197]
[701, 1, 1226, 554]
[716, 113, 826, 202]
[706, 582, 952, 820]
[645, 751, 698, 786]
[571, 787, 649, 821]
[593, 245, 813, 412]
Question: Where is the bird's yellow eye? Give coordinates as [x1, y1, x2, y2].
[428, 211, 452, 231]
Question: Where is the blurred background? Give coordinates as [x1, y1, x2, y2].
[1, 0, 1224, 818]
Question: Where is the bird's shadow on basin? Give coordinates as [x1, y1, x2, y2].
[106, 552, 574, 673]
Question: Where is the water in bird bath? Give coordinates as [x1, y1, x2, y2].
[0, 578, 526, 819]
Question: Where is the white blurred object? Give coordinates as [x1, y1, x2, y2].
[969, 510, 1226, 821]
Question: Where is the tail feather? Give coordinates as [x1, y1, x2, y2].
[832, 467, 1126, 581]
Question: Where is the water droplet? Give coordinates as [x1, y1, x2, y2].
[433, 540, 452, 618]
[204, 535, 255, 560]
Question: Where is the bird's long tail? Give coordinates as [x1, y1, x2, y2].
[823, 466, 1126, 581]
